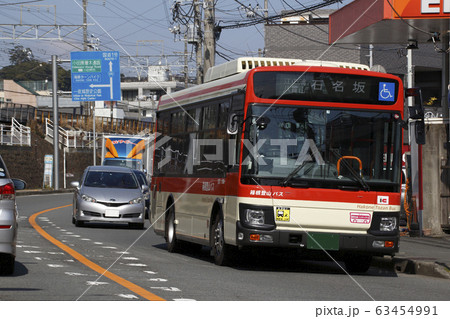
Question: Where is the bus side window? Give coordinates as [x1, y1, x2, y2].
[230, 94, 245, 169]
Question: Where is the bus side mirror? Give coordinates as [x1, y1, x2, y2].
[227, 113, 239, 135]
[406, 88, 424, 120]
[405, 88, 425, 145]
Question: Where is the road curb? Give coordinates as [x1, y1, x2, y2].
[392, 257, 450, 280]
[16, 189, 74, 196]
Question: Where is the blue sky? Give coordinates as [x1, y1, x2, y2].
[0, 0, 351, 77]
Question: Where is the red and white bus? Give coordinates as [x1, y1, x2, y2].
[150, 57, 404, 272]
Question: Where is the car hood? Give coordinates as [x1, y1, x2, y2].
[81, 186, 141, 202]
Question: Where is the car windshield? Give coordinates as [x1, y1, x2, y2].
[84, 171, 138, 189]
[134, 172, 147, 187]
[241, 104, 402, 192]
[103, 159, 143, 170]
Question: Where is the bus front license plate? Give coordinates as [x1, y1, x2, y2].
[307, 233, 340, 251]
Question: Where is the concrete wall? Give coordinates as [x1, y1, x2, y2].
[421, 121, 449, 235]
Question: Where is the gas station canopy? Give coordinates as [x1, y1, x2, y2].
[329, 0, 450, 44]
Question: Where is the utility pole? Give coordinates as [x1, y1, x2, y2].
[52, 55, 59, 190]
[184, 34, 189, 87]
[194, 1, 203, 84]
[83, 0, 88, 51]
[203, 0, 215, 78]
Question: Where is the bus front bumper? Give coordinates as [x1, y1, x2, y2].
[236, 222, 399, 255]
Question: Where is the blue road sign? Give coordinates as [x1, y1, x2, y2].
[71, 51, 121, 101]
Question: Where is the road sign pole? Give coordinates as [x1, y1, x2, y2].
[93, 104, 96, 166]
[52, 55, 59, 190]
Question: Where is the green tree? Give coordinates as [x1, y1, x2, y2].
[0, 46, 71, 91]
[8, 45, 35, 65]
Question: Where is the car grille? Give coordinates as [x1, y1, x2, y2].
[97, 201, 126, 207]
[122, 213, 141, 218]
[82, 211, 102, 217]
[82, 211, 141, 219]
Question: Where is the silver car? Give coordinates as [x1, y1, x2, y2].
[71, 166, 147, 229]
[0, 155, 26, 275]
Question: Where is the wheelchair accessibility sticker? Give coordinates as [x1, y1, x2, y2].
[379, 82, 395, 102]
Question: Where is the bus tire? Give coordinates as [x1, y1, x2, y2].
[344, 253, 372, 273]
[166, 205, 179, 253]
[211, 213, 231, 266]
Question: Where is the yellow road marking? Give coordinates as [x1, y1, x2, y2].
[29, 205, 165, 301]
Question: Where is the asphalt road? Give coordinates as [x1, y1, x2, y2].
[2, 193, 450, 302]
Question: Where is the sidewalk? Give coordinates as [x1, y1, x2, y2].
[391, 234, 450, 279]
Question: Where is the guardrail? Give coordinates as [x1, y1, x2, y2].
[0, 118, 31, 146]
[45, 118, 99, 149]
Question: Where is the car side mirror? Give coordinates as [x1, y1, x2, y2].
[12, 178, 26, 190]
[70, 181, 80, 188]
[141, 185, 149, 192]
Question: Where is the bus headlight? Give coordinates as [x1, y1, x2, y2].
[245, 209, 265, 226]
[239, 204, 276, 230]
[380, 217, 397, 232]
[368, 212, 399, 236]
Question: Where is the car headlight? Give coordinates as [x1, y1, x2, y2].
[129, 197, 143, 204]
[81, 194, 96, 203]
[380, 217, 397, 232]
[245, 209, 265, 226]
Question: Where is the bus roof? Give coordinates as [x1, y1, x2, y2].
[158, 70, 248, 111]
[157, 57, 375, 111]
[204, 57, 370, 83]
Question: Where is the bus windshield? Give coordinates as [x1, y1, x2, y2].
[241, 104, 402, 192]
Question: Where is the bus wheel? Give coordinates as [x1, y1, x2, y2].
[212, 213, 231, 266]
[344, 253, 372, 273]
[166, 206, 179, 252]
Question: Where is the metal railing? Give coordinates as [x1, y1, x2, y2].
[0, 118, 31, 146]
[45, 118, 100, 149]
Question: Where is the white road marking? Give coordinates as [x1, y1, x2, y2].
[24, 250, 43, 254]
[173, 299, 197, 301]
[150, 287, 181, 292]
[48, 251, 65, 255]
[148, 278, 167, 282]
[102, 246, 118, 249]
[117, 294, 139, 300]
[122, 257, 139, 260]
[47, 264, 65, 268]
[144, 270, 157, 275]
[65, 272, 88, 276]
[87, 281, 109, 286]
[126, 263, 147, 267]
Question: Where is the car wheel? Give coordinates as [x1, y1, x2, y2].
[211, 213, 232, 266]
[0, 254, 15, 275]
[166, 205, 179, 253]
[72, 216, 76, 224]
[75, 219, 84, 227]
[129, 222, 144, 229]
[344, 253, 372, 273]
